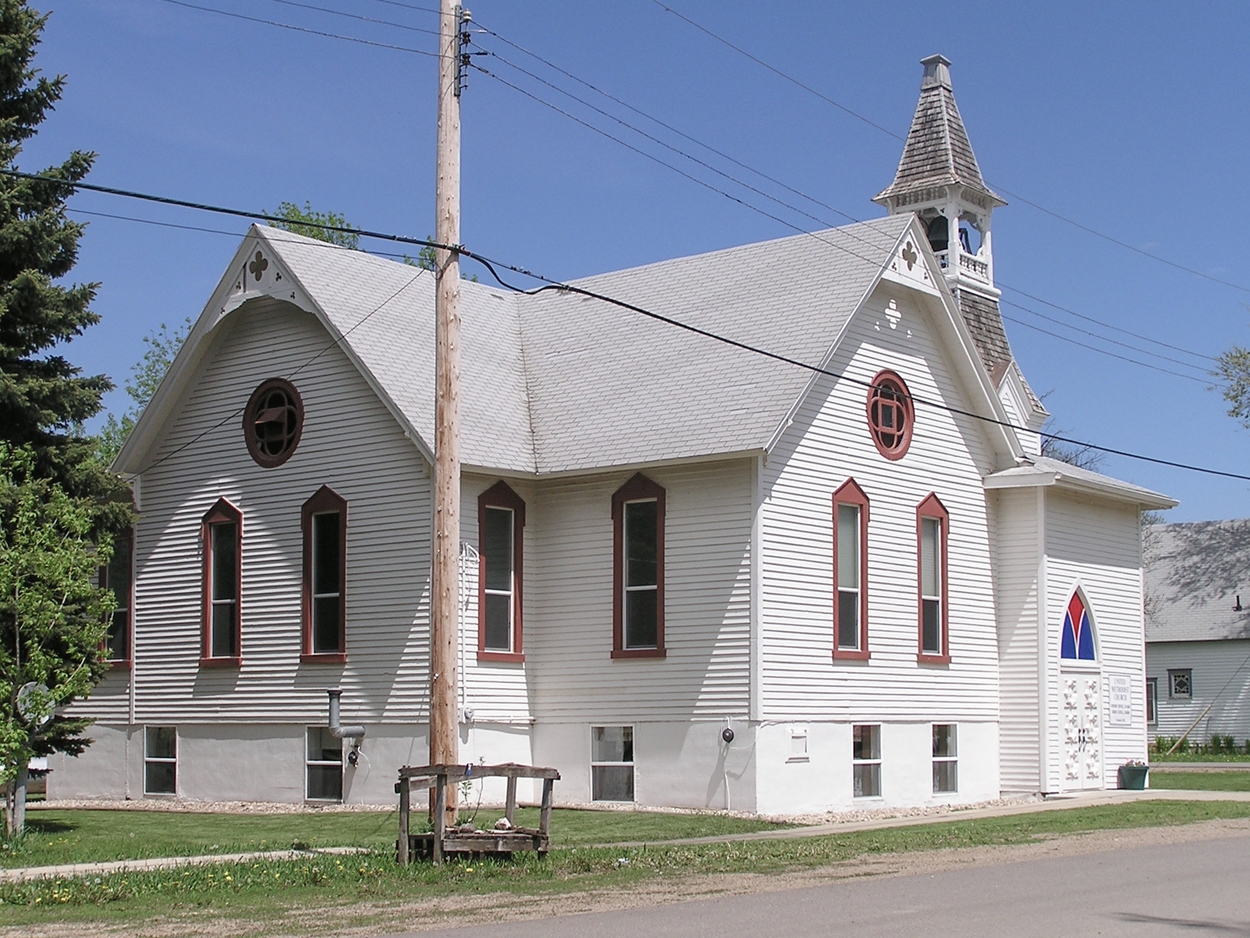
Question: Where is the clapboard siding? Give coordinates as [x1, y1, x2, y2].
[1148, 640, 1250, 743]
[525, 460, 753, 722]
[126, 299, 433, 724]
[992, 487, 1043, 790]
[761, 284, 1000, 722]
[1045, 490, 1148, 783]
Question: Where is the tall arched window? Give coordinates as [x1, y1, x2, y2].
[1060, 591, 1096, 661]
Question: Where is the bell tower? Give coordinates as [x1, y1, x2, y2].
[875, 55, 1048, 447]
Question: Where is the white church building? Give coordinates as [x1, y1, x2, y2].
[52, 55, 1173, 814]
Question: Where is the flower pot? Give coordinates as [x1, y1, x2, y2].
[1118, 765, 1149, 790]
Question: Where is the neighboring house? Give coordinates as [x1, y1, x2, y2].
[51, 55, 1174, 813]
[1145, 520, 1250, 746]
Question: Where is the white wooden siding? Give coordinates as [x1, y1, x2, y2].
[525, 460, 754, 723]
[1044, 490, 1147, 784]
[760, 283, 1001, 723]
[1148, 640, 1250, 744]
[991, 487, 1043, 790]
[74, 299, 434, 726]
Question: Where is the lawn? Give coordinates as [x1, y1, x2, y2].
[1, 806, 794, 869]
[3, 800, 1250, 934]
[1148, 771, 1250, 791]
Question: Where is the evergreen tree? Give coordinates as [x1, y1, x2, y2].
[0, 0, 127, 519]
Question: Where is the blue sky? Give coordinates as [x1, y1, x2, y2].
[25, 1, 1250, 521]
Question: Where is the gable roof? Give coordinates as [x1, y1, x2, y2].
[873, 55, 1004, 208]
[117, 214, 1025, 479]
[1146, 519, 1250, 643]
[983, 455, 1176, 510]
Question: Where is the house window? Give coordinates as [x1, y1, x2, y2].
[1060, 591, 1096, 661]
[591, 726, 634, 801]
[302, 486, 347, 661]
[1146, 678, 1157, 724]
[612, 474, 666, 658]
[201, 498, 241, 665]
[917, 493, 950, 663]
[144, 726, 177, 795]
[788, 726, 809, 762]
[866, 370, 914, 460]
[933, 724, 958, 793]
[852, 724, 881, 797]
[833, 479, 870, 659]
[1168, 669, 1192, 700]
[243, 377, 303, 468]
[306, 727, 343, 801]
[478, 481, 525, 661]
[101, 527, 134, 665]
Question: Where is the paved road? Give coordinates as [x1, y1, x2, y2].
[390, 831, 1250, 937]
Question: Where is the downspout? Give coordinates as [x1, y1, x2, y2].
[327, 689, 366, 767]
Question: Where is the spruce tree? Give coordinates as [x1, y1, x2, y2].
[0, 0, 126, 519]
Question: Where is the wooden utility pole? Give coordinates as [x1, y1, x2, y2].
[430, 0, 466, 827]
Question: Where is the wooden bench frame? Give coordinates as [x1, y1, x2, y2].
[396, 762, 560, 865]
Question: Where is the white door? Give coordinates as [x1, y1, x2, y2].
[1062, 674, 1103, 790]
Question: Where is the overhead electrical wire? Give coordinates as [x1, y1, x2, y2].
[259, 0, 442, 36]
[646, 0, 1250, 298]
[8, 167, 1245, 482]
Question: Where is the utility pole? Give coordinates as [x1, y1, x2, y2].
[430, 0, 469, 828]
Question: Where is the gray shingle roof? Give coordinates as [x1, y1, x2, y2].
[873, 55, 1002, 207]
[983, 456, 1176, 509]
[957, 289, 1014, 382]
[254, 215, 911, 475]
[1145, 520, 1250, 643]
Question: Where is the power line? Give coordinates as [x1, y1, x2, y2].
[469, 63, 1218, 379]
[260, 0, 442, 36]
[646, 0, 1250, 297]
[14, 167, 1248, 482]
[153, 0, 443, 57]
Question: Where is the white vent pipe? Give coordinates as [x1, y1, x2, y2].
[327, 689, 366, 740]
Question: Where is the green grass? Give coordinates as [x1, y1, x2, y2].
[1, 806, 792, 869]
[1148, 771, 1250, 791]
[3, 800, 1250, 934]
[1151, 752, 1250, 763]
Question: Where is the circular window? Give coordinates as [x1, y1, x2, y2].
[243, 378, 303, 468]
[866, 370, 913, 460]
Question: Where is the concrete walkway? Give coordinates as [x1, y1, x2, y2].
[5, 788, 1250, 883]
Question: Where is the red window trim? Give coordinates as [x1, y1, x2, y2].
[200, 497, 242, 667]
[611, 473, 666, 660]
[100, 526, 135, 669]
[866, 369, 914, 461]
[477, 480, 526, 663]
[832, 478, 870, 661]
[243, 377, 304, 469]
[916, 492, 950, 664]
[301, 485, 347, 663]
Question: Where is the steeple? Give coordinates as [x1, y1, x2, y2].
[876, 56, 1047, 444]
[874, 54, 1004, 294]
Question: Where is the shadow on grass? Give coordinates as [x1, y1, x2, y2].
[23, 819, 75, 834]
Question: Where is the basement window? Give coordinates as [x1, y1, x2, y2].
[852, 724, 881, 798]
[932, 724, 958, 793]
[591, 726, 634, 802]
[144, 726, 177, 795]
[306, 727, 343, 802]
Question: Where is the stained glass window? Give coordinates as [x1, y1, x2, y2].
[1060, 592, 1095, 661]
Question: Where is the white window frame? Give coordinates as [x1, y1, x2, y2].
[1146, 678, 1158, 724]
[305, 726, 343, 802]
[144, 726, 177, 796]
[1168, 669, 1192, 700]
[590, 725, 635, 802]
[852, 724, 881, 798]
[932, 724, 958, 793]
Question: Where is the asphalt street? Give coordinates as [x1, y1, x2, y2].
[388, 831, 1250, 937]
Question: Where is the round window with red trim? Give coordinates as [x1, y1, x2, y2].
[243, 378, 303, 468]
[866, 370, 913, 460]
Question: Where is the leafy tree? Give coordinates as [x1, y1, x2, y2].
[1215, 342, 1250, 429]
[97, 319, 191, 466]
[269, 201, 360, 249]
[1, 443, 114, 834]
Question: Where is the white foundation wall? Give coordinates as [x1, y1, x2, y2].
[49, 722, 535, 806]
[754, 721, 999, 814]
[1044, 490, 1148, 790]
[532, 719, 758, 812]
[760, 283, 1002, 723]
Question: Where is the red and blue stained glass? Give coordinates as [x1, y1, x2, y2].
[1060, 592, 1095, 661]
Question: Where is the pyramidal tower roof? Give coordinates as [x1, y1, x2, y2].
[873, 55, 1004, 208]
